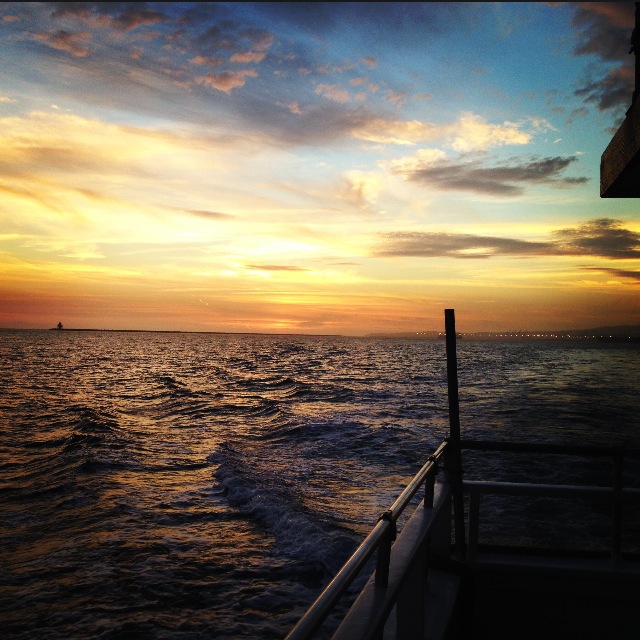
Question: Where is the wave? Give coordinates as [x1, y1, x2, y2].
[211, 444, 357, 584]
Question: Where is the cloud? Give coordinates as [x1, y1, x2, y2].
[553, 218, 640, 258]
[33, 29, 92, 57]
[387, 148, 448, 171]
[230, 51, 267, 64]
[571, 2, 635, 112]
[377, 218, 640, 260]
[581, 267, 640, 282]
[238, 27, 274, 52]
[0, 110, 261, 234]
[340, 171, 384, 209]
[571, 2, 635, 61]
[377, 232, 553, 258]
[315, 83, 350, 104]
[354, 113, 532, 149]
[189, 55, 224, 67]
[246, 264, 309, 272]
[566, 106, 589, 125]
[184, 209, 234, 220]
[392, 154, 588, 196]
[195, 22, 272, 53]
[355, 118, 439, 145]
[195, 70, 258, 93]
[449, 114, 533, 152]
[387, 91, 407, 107]
[574, 65, 634, 111]
[51, 2, 167, 31]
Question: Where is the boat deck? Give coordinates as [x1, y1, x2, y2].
[411, 550, 640, 640]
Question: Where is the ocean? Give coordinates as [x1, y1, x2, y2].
[1, 330, 639, 639]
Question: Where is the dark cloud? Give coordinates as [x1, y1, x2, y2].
[377, 232, 553, 258]
[582, 266, 640, 281]
[575, 65, 634, 111]
[246, 264, 309, 272]
[377, 218, 640, 260]
[397, 156, 588, 197]
[51, 2, 167, 31]
[194, 21, 272, 56]
[571, 2, 635, 112]
[572, 2, 634, 61]
[553, 218, 640, 258]
[175, 4, 227, 27]
[231, 98, 382, 146]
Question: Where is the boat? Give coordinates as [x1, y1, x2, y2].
[286, 310, 640, 640]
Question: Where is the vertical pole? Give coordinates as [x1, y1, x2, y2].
[632, 3, 639, 107]
[445, 309, 461, 443]
[445, 309, 466, 559]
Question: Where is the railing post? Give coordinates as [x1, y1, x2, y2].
[467, 487, 480, 562]
[445, 309, 466, 560]
[612, 449, 623, 565]
[375, 512, 395, 587]
[424, 459, 436, 508]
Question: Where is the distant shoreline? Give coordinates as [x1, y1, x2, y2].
[40, 328, 343, 337]
[367, 329, 640, 342]
[0, 326, 637, 342]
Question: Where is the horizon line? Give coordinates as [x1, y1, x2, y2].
[2, 326, 639, 340]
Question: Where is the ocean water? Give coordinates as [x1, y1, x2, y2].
[1, 330, 639, 638]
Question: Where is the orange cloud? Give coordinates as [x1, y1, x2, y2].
[195, 70, 258, 93]
[315, 84, 350, 103]
[230, 51, 267, 64]
[362, 55, 377, 69]
[189, 55, 224, 67]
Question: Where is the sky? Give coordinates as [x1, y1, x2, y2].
[0, 2, 639, 335]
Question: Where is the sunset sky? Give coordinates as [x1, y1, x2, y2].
[1, 2, 639, 334]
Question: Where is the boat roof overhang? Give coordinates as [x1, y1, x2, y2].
[601, 97, 640, 197]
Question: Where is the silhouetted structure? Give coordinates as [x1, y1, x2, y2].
[57, 322, 63, 330]
[601, 2, 640, 197]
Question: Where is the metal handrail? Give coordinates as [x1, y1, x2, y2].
[464, 479, 640, 500]
[460, 438, 640, 458]
[387, 439, 448, 517]
[285, 439, 449, 640]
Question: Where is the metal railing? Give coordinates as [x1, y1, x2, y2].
[285, 439, 451, 640]
[459, 439, 640, 565]
[287, 439, 640, 640]
[286, 310, 640, 639]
